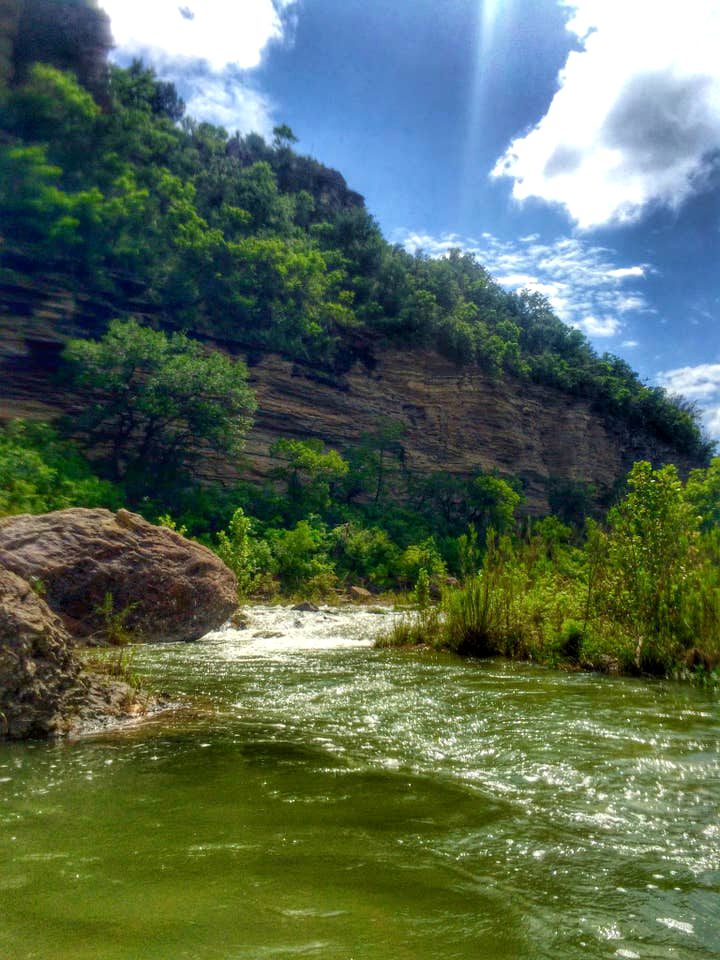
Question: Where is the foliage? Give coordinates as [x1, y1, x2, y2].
[215, 508, 274, 599]
[413, 568, 431, 609]
[0, 420, 120, 516]
[591, 462, 702, 672]
[62, 318, 256, 490]
[685, 458, 720, 531]
[265, 520, 334, 593]
[379, 466, 720, 679]
[0, 59, 711, 460]
[331, 523, 400, 589]
[270, 438, 349, 518]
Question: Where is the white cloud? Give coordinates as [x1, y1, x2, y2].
[492, 0, 720, 228]
[101, 0, 292, 70]
[575, 316, 621, 338]
[185, 74, 275, 137]
[705, 405, 720, 438]
[621, 339, 639, 348]
[656, 363, 720, 399]
[657, 363, 720, 439]
[608, 267, 644, 279]
[394, 228, 651, 341]
[100, 0, 297, 135]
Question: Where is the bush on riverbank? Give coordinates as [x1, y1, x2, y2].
[379, 462, 720, 681]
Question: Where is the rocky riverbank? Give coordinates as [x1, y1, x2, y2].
[0, 508, 238, 739]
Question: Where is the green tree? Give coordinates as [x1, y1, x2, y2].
[62, 319, 256, 489]
[270, 438, 348, 517]
[216, 507, 273, 598]
[597, 461, 700, 671]
[267, 520, 333, 591]
[685, 458, 720, 530]
[469, 474, 522, 538]
[1, 63, 100, 177]
[331, 523, 400, 588]
[272, 124, 298, 149]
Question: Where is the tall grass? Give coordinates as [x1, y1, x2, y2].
[378, 519, 720, 681]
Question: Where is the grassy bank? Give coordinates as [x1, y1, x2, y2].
[378, 463, 720, 684]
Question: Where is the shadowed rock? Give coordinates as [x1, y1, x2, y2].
[10, 0, 112, 103]
[0, 508, 237, 642]
[0, 565, 79, 739]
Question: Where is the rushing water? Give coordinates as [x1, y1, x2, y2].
[1, 604, 719, 960]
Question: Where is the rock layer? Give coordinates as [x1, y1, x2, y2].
[0, 508, 238, 642]
[0, 279, 703, 514]
[0, 565, 79, 739]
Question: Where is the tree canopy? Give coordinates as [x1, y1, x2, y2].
[0, 58, 712, 461]
[62, 318, 256, 490]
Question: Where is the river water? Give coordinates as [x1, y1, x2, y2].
[1, 604, 718, 959]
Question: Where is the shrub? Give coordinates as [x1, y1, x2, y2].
[0, 420, 121, 516]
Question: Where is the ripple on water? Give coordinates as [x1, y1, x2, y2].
[1, 604, 719, 960]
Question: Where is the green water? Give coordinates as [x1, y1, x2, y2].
[1, 606, 719, 959]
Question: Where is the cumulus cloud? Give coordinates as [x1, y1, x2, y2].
[394, 228, 650, 340]
[706, 406, 720, 438]
[656, 363, 720, 399]
[657, 363, 720, 439]
[182, 73, 276, 136]
[100, 0, 297, 135]
[101, 0, 292, 70]
[575, 316, 621, 338]
[491, 0, 720, 228]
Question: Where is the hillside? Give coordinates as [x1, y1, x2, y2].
[0, 0, 712, 519]
[0, 274, 703, 516]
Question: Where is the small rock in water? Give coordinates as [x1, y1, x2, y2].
[350, 586, 373, 601]
[291, 601, 319, 612]
[252, 631, 284, 639]
[229, 610, 251, 629]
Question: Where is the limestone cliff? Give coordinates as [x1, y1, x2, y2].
[0, 277, 700, 514]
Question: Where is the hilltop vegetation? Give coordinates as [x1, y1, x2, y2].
[0, 56, 712, 459]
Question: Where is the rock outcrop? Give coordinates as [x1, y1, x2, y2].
[7, 0, 112, 101]
[0, 565, 161, 740]
[0, 278, 704, 515]
[0, 508, 237, 642]
[0, 565, 79, 738]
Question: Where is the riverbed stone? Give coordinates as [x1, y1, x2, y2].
[0, 566, 79, 739]
[350, 586, 373, 601]
[0, 508, 237, 642]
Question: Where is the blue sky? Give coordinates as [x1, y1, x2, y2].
[100, 0, 720, 438]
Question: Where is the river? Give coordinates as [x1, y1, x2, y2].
[1, 604, 718, 959]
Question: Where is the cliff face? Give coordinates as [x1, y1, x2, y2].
[0, 278, 700, 514]
[5, 0, 112, 100]
[236, 352, 700, 513]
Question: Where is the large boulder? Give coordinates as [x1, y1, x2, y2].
[0, 566, 79, 739]
[0, 508, 237, 642]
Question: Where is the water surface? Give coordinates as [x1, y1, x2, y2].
[1, 605, 718, 959]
